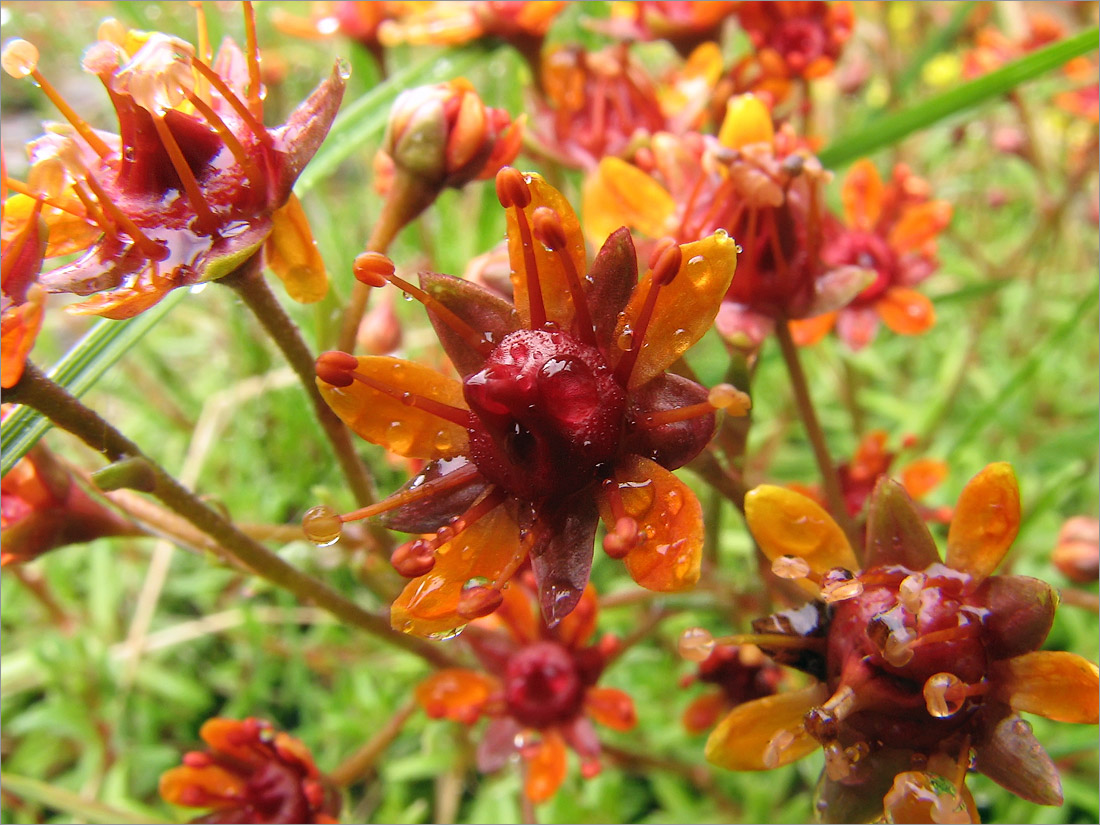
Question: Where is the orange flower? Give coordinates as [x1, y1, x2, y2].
[0, 188, 47, 388]
[790, 159, 951, 350]
[311, 168, 739, 635]
[160, 717, 339, 824]
[1, 4, 344, 319]
[415, 581, 636, 803]
[679, 644, 784, 735]
[1052, 515, 1099, 583]
[703, 464, 1099, 820]
[605, 1, 739, 57]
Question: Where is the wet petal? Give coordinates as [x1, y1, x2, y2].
[584, 687, 637, 731]
[556, 583, 599, 649]
[623, 372, 715, 471]
[529, 497, 599, 626]
[704, 683, 828, 770]
[524, 730, 568, 803]
[476, 716, 522, 773]
[264, 194, 328, 303]
[980, 576, 1057, 659]
[507, 173, 586, 330]
[598, 455, 703, 592]
[585, 227, 638, 352]
[744, 486, 858, 597]
[391, 503, 525, 639]
[945, 462, 1020, 583]
[718, 94, 774, 149]
[864, 478, 941, 570]
[899, 458, 948, 500]
[990, 651, 1099, 723]
[877, 287, 935, 336]
[973, 713, 1063, 805]
[317, 356, 469, 460]
[66, 279, 175, 320]
[887, 200, 953, 253]
[159, 764, 245, 807]
[615, 231, 738, 389]
[379, 457, 489, 534]
[841, 159, 884, 232]
[788, 312, 836, 347]
[420, 271, 519, 376]
[415, 668, 497, 722]
[581, 157, 676, 243]
[1, 285, 44, 389]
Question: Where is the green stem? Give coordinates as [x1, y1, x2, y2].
[0, 771, 158, 825]
[329, 697, 418, 787]
[774, 320, 860, 549]
[3, 363, 458, 670]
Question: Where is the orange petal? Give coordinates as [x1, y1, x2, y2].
[317, 356, 469, 459]
[1, 285, 44, 389]
[597, 455, 703, 591]
[524, 729, 568, 803]
[264, 194, 329, 304]
[613, 230, 738, 389]
[582, 157, 676, 243]
[199, 718, 266, 765]
[887, 200, 953, 253]
[391, 503, 525, 639]
[488, 582, 539, 645]
[900, 458, 948, 500]
[876, 287, 935, 336]
[705, 683, 828, 770]
[841, 159, 883, 232]
[718, 94, 774, 149]
[584, 687, 637, 731]
[447, 89, 488, 172]
[159, 764, 245, 808]
[744, 485, 859, 597]
[415, 668, 497, 723]
[682, 691, 728, 734]
[945, 462, 1020, 583]
[788, 311, 837, 347]
[990, 651, 1099, 723]
[556, 583, 598, 649]
[66, 279, 174, 320]
[507, 173, 586, 330]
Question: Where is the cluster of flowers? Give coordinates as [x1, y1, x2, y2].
[2, 2, 1096, 823]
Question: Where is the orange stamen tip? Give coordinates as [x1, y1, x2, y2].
[603, 515, 638, 559]
[707, 383, 751, 414]
[315, 350, 358, 386]
[650, 240, 682, 286]
[354, 251, 395, 287]
[457, 585, 504, 620]
[495, 167, 530, 209]
[531, 206, 567, 251]
[391, 538, 436, 578]
[1, 39, 39, 78]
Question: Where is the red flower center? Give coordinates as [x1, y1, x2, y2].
[504, 641, 585, 728]
[823, 230, 899, 305]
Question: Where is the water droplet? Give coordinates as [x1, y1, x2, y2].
[463, 576, 490, 591]
[426, 626, 466, 641]
[616, 325, 635, 352]
[771, 554, 810, 580]
[883, 627, 916, 666]
[665, 488, 682, 516]
[677, 627, 714, 662]
[898, 573, 924, 614]
[823, 742, 850, 781]
[335, 57, 352, 80]
[762, 728, 796, 769]
[302, 504, 342, 546]
[402, 291, 413, 301]
[820, 568, 863, 603]
[2, 39, 39, 78]
[923, 672, 966, 718]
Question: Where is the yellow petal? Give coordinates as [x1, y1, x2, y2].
[718, 94, 774, 150]
[990, 651, 1099, 723]
[613, 230, 738, 389]
[507, 173, 586, 330]
[945, 462, 1020, 583]
[841, 159, 883, 231]
[581, 157, 676, 242]
[705, 683, 828, 770]
[391, 503, 525, 639]
[876, 287, 935, 336]
[317, 356, 469, 459]
[744, 485, 859, 597]
[598, 455, 703, 591]
[264, 194, 329, 304]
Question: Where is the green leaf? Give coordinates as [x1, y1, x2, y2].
[0, 771, 161, 825]
[1, 290, 187, 477]
[819, 27, 1099, 167]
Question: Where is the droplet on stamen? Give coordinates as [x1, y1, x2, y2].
[820, 568, 863, 602]
[677, 627, 715, 662]
[354, 251, 395, 287]
[883, 626, 917, 667]
[2, 39, 39, 78]
[898, 573, 925, 615]
[823, 742, 850, 781]
[771, 554, 810, 580]
[302, 504, 343, 546]
[923, 673, 966, 718]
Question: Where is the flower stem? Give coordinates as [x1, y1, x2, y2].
[328, 697, 418, 787]
[3, 363, 458, 670]
[774, 320, 860, 549]
[220, 261, 382, 519]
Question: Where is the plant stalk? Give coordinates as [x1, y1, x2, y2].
[329, 697, 419, 787]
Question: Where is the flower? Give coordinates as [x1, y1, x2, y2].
[680, 644, 784, 734]
[604, 1, 739, 57]
[0, 440, 140, 566]
[311, 167, 739, 635]
[414, 580, 636, 802]
[1, 186, 47, 388]
[1, 4, 345, 319]
[1052, 515, 1099, 583]
[704, 464, 1099, 821]
[270, 1, 416, 70]
[159, 717, 339, 824]
[789, 159, 952, 350]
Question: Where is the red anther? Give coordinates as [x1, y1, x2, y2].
[391, 538, 436, 578]
[495, 166, 531, 209]
[457, 585, 504, 620]
[603, 515, 638, 559]
[531, 206, 567, 251]
[648, 237, 679, 271]
[353, 251, 395, 287]
[580, 759, 602, 779]
[315, 350, 359, 386]
[182, 751, 213, 768]
[650, 240, 683, 286]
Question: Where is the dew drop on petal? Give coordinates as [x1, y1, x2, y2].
[771, 554, 811, 580]
[823, 742, 850, 781]
[302, 504, 342, 546]
[762, 728, 796, 769]
[677, 627, 715, 662]
[820, 568, 863, 603]
[617, 325, 635, 352]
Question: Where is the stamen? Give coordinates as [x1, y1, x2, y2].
[184, 92, 265, 188]
[531, 206, 596, 346]
[634, 383, 751, 431]
[495, 168, 547, 329]
[66, 157, 166, 259]
[600, 479, 640, 559]
[149, 114, 220, 234]
[191, 57, 273, 149]
[349, 369, 472, 428]
[923, 674, 987, 718]
[391, 538, 436, 578]
[70, 181, 119, 240]
[334, 461, 482, 525]
[190, 0, 212, 101]
[242, 1, 264, 121]
[457, 585, 503, 620]
[2, 40, 112, 158]
[353, 252, 494, 357]
[804, 684, 858, 742]
[3, 177, 88, 220]
[612, 240, 682, 386]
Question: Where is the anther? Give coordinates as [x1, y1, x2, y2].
[315, 350, 359, 387]
[495, 166, 531, 209]
[531, 206, 567, 251]
[531, 205, 597, 345]
[649, 238, 682, 285]
[353, 251, 396, 287]
[603, 515, 639, 559]
[707, 383, 752, 415]
[391, 538, 436, 578]
[302, 504, 343, 546]
[457, 585, 503, 620]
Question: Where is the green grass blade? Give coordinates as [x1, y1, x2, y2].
[1, 290, 186, 476]
[0, 772, 163, 825]
[819, 27, 1099, 167]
